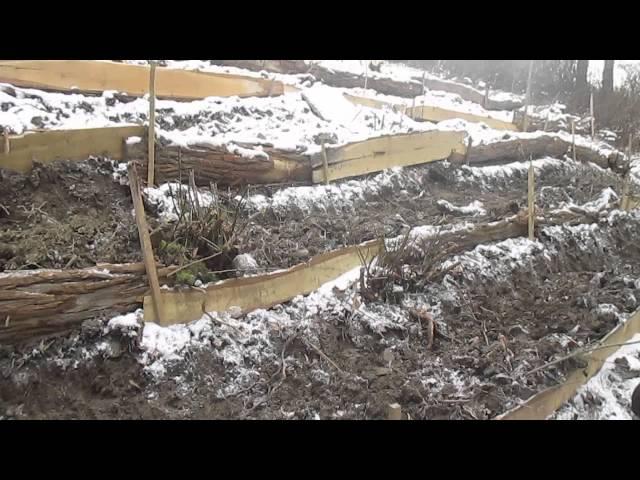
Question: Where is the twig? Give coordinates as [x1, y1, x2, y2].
[201, 308, 241, 335]
[526, 339, 640, 376]
[303, 339, 345, 374]
[280, 333, 298, 380]
[167, 251, 223, 277]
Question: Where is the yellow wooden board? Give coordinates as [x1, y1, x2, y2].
[0, 60, 284, 100]
[343, 93, 518, 132]
[498, 308, 640, 420]
[143, 240, 383, 326]
[311, 130, 467, 183]
[405, 105, 518, 132]
[343, 93, 398, 111]
[0, 125, 145, 173]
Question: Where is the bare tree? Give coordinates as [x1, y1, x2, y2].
[574, 60, 589, 112]
[603, 60, 615, 96]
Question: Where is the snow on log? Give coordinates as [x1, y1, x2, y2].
[124, 138, 311, 186]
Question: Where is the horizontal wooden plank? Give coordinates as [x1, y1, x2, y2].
[498, 308, 640, 420]
[406, 105, 518, 131]
[311, 130, 467, 183]
[0, 125, 145, 173]
[0, 60, 284, 100]
[344, 93, 517, 131]
[143, 240, 383, 326]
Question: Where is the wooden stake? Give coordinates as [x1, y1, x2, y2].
[590, 90, 595, 140]
[528, 160, 535, 241]
[387, 403, 402, 420]
[622, 134, 633, 211]
[411, 96, 416, 120]
[571, 119, 577, 162]
[543, 111, 550, 132]
[3, 130, 9, 154]
[522, 60, 534, 132]
[128, 162, 165, 325]
[147, 61, 157, 187]
[364, 61, 368, 90]
[483, 83, 489, 109]
[321, 142, 330, 185]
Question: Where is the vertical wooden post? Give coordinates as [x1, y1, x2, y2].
[321, 142, 330, 185]
[571, 119, 577, 162]
[411, 96, 416, 120]
[3, 131, 9, 154]
[528, 160, 535, 241]
[543, 111, 550, 132]
[364, 61, 368, 90]
[522, 60, 534, 132]
[483, 83, 489, 109]
[128, 162, 165, 325]
[590, 90, 596, 140]
[147, 61, 157, 187]
[622, 134, 633, 211]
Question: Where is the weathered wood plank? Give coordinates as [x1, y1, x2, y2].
[0, 60, 284, 100]
[311, 130, 467, 183]
[0, 126, 144, 173]
[143, 240, 384, 326]
[343, 93, 518, 131]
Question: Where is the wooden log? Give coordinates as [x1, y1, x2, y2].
[0, 265, 168, 344]
[211, 60, 309, 75]
[0, 126, 145, 173]
[398, 208, 612, 266]
[124, 139, 311, 186]
[0, 60, 284, 100]
[448, 134, 620, 170]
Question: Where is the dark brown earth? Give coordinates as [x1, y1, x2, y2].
[0, 159, 141, 271]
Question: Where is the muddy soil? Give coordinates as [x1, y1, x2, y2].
[0, 160, 141, 271]
[237, 159, 623, 268]
[2, 213, 638, 420]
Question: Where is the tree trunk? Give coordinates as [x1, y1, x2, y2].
[574, 60, 589, 112]
[602, 60, 615, 96]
